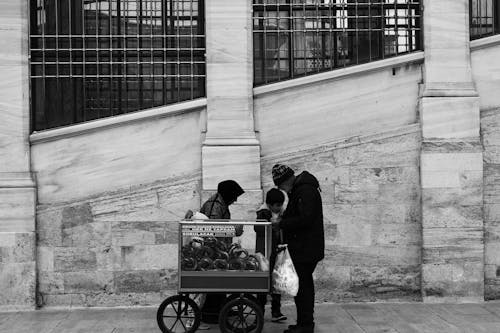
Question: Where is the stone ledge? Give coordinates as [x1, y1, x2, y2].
[30, 98, 207, 144]
[421, 139, 483, 153]
[481, 107, 500, 118]
[253, 52, 424, 96]
[471, 34, 500, 52]
[0, 172, 35, 188]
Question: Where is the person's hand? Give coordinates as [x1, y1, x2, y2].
[235, 224, 244, 237]
[184, 209, 194, 219]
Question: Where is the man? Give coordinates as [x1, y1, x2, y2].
[272, 164, 325, 333]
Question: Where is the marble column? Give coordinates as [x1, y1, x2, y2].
[420, 0, 484, 302]
[202, 0, 262, 215]
[0, 0, 37, 309]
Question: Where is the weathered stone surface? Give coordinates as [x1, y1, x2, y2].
[422, 186, 482, 207]
[373, 223, 422, 246]
[39, 293, 87, 307]
[326, 244, 420, 267]
[422, 140, 482, 153]
[0, 263, 36, 307]
[350, 166, 419, 186]
[53, 248, 97, 272]
[422, 227, 483, 264]
[111, 221, 177, 246]
[119, 244, 177, 271]
[83, 291, 167, 307]
[61, 204, 93, 229]
[422, 263, 484, 299]
[37, 247, 54, 272]
[37, 271, 64, 294]
[114, 269, 176, 293]
[63, 271, 114, 294]
[485, 204, 500, 223]
[0, 233, 35, 264]
[37, 208, 63, 247]
[350, 265, 420, 292]
[334, 183, 419, 205]
[422, 205, 483, 228]
[91, 176, 201, 222]
[62, 222, 112, 248]
[481, 109, 500, 300]
[324, 203, 421, 226]
[485, 241, 500, 266]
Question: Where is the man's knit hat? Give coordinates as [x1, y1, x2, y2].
[272, 164, 295, 186]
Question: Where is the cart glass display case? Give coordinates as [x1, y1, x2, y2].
[178, 219, 272, 293]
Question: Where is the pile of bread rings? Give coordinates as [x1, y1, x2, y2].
[181, 236, 261, 272]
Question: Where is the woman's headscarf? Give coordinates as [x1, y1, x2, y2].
[217, 180, 244, 204]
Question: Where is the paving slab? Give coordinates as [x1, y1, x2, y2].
[2, 302, 500, 333]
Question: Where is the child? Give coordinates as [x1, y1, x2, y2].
[254, 188, 287, 322]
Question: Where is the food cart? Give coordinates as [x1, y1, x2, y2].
[156, 219, 272, 333]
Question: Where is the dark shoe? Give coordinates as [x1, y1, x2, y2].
[284, 324, 314, 333]
[271, 312, 287, 322]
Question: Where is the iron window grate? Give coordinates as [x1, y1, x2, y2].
[470, 0, 500, 40]
[30, 0, 205, 131]
[252, 0, 422, 86]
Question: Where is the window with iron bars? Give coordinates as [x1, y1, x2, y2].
[30, 0, 205, 131]
[470, 0, 500, 40]
[253, 0, 422, 86]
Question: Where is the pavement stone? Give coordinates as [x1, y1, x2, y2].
[2, 302, 500, 333]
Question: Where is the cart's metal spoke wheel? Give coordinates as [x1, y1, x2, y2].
[157, 295, 201, 333]
[219, 297, 264, 333]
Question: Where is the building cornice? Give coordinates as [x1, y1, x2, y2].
[30, 98, 207, 144]
[253, 52, 425, 97]
[470, 34, 500, 51]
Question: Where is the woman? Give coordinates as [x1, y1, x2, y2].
[200, 180, 244, 240]
[198, 180, 245, 324]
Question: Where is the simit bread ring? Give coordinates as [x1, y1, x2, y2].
[190, 237, 204, 248]
[216, 240, 228, 252]
[245, 260, 258, 271]
[198, 257, 214, 271]
[181, 245, 195, 258]
[228, 258, 246, 271]
[204, 236, 217, 248]
[232, 248, 248, 259]
[215, 250, 229, 261]
[228, 243, 240, 255]
[195, 246, 215, 259]
[213, 259, 229, 270]
[247, 255, 260, 271]
[181, 257, 197, 271]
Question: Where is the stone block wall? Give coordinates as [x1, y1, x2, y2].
[36, 175, 201, 307]
[482, 108, 500, 301]
[261, 125, 422, 302]
[0, 232, 36, 308]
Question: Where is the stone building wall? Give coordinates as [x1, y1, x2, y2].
[482, 108, 500, 300]
[261, 125, 422, 302]
[32, 111, 204, 307]
[472, 42, 500, 301]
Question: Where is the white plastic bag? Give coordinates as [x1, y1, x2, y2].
[272, 245, 299, 297]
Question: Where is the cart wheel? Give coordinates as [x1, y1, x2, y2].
[219, 297, 264, 333]
[157, 295, 200, 333]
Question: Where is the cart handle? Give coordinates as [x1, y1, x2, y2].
[180, 219, 271, 225]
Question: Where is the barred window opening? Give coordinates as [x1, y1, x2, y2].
[30, 0, 205, 131]
[253, 0, 422, 86]
[470, 0, 500, 40]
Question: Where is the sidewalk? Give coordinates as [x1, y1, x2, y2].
[2, 302, 500, 333]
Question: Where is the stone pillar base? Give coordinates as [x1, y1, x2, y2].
[0, 173, 37, 309]
[420, 95, 484, 302]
